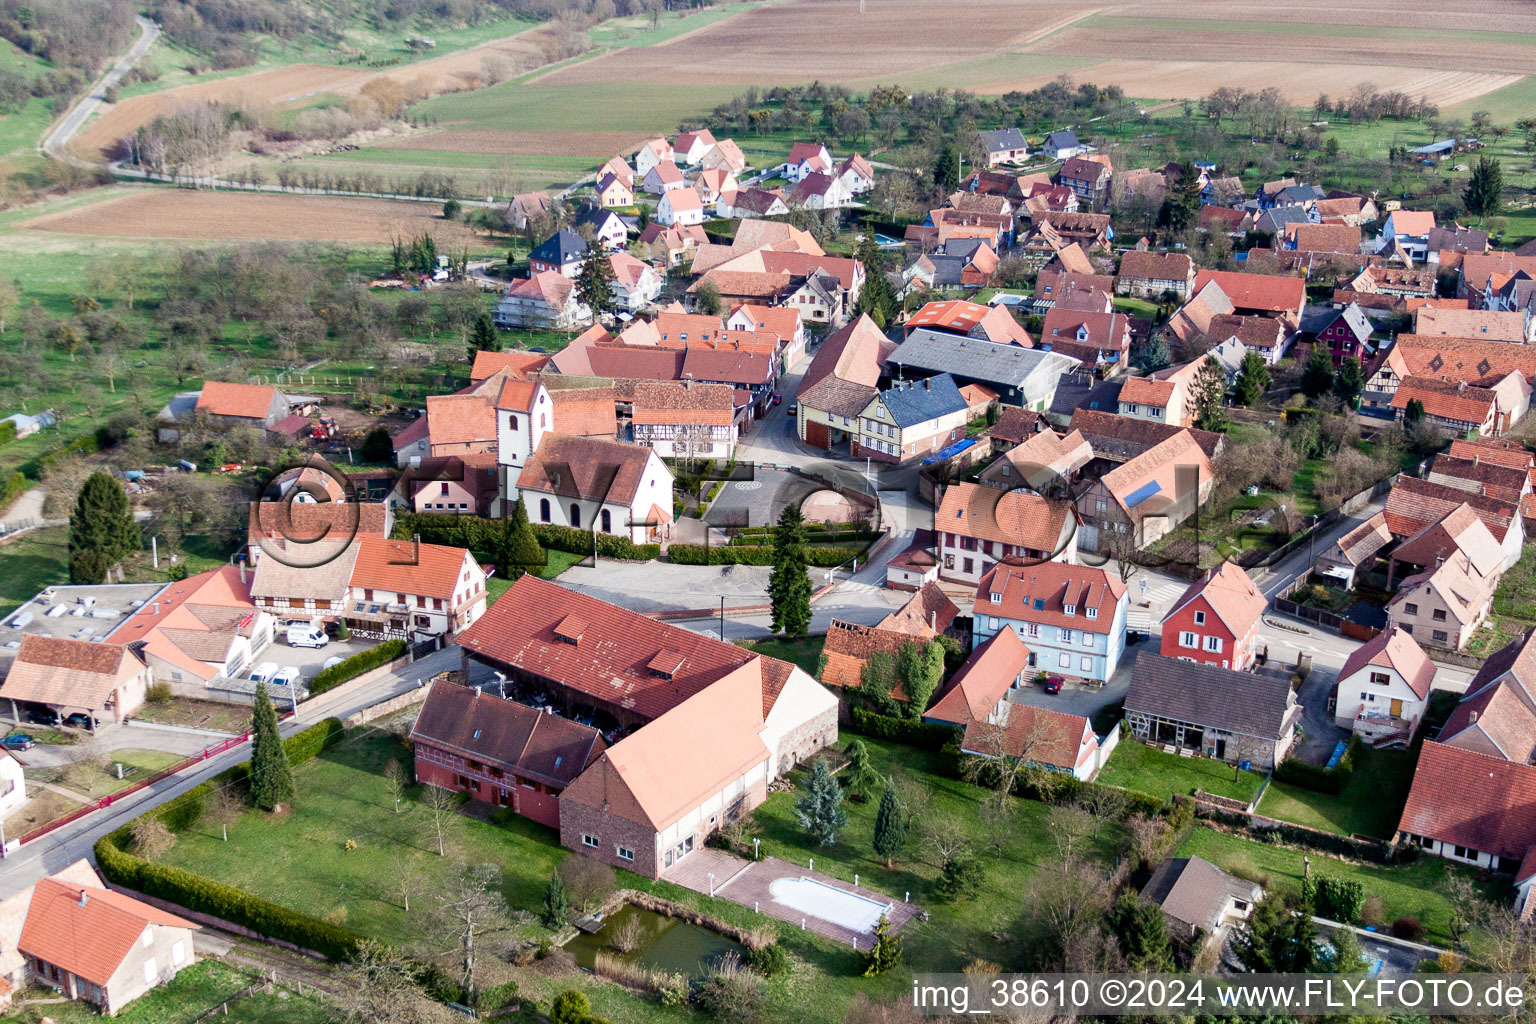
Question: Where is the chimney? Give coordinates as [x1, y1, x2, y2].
[77, 890, 89, 909]
[240, 561, 247, 585]
[152, 603, 159, 615]
[1470, 710, 1479, 724]
[924, 378, 931, 390]
[930, 610, 937, 630]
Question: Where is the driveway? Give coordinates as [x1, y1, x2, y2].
[1004, 643, 1143, 722]
[254, 636, 379, 683]
[1288, 662, 1347, 764]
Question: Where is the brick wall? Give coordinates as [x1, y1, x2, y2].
[770, 705, 839, 777]
[559, 800, 662, 878]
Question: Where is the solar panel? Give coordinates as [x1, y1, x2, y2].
[1124, 480, 1162, 508]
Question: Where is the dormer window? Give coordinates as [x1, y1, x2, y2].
[1064, 604, 1075, 616]
[1086, 606, 1098, 619]
[989, 591, 1001, 604]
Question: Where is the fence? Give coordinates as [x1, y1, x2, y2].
[16, 731, 252, 846]
[1271, 555, 1383, 642]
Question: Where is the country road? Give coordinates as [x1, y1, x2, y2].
[41, 15, 160, 161]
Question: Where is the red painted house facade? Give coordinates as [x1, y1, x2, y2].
[409, 678, 604, 829]
[1159, 561, 1267, 671]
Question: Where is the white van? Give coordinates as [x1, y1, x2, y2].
[286, 624, 329, 649]
[272, 666, 302, 690]
[248, 662, 279, 686]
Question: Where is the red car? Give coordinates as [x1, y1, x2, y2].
[1043, 676, 1063, 694]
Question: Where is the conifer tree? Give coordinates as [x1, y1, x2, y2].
[872, 783, 907, 868]
[247, 681, 294, 811]
[69, 471, 139, 582]
[576, 249, 615, 319]
[497, 496, 544, 579]
[861, 915, 903, 976]
[540, 870, 569, 928]
[1301, 344, 1336, 401]
[795, 758, 846, 846]
[768, 504, 813, 638]
[1233, 350, 1271, 407]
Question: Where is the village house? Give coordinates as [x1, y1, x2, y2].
[608, 252, 664, 312]
[505, 191, 553, 230]
[1415, 306, 1533, 344]
[783, 142, 833, 183]
[1057, 156, 1112, 206]
[510, 434, 673, 545]
[971, 561, 1129, 685]
[1069, 408, 1225, 465]
[636, 223, 709, 267]
[1391, 373, 1531, 438]
[821, 583, 961, 696]
[1387, 551, 1493, 652]
[1142, 856, 1262, 948]
[978, 427, 1092, 493]
[1381, 210, 1436, 263]
[788, 171, 854, 210]
[905, 299, 1033, 347]
[1189, 269, 1306, 328]
[1384, 475, 1524, 574]
[796, 315, 894, 451]
[1316, 511, 1392, 590]
[1040, 308, 1131, 372]
[701, 138, 747, 175]
[634, 138, 673, 179]
[410, 678, 605, 828]
[1210, 314, 1290, 365]
[657, 186, 706, 227]
[673, 128, 716, 166]
[833, 153, 875, 195]
[405, 454, 500, 516]
[246, 498, 392, 565]
[978, 127, 1028, 166]
[643, 159, 687, 195]
[1160, 561, 1266, 671]
[1348, 265, 1438, 300]
[1116, 361, 1201, 427]
[629, 381, 738, 461]
[574, 205, 628, 250]
[934, 482, 1077, 584]
[529, 229, 589, 278]
[692, 166, 738, 206]
[18, 877, 199, 1014]
[950, 637, 1104, 778]
[851, 373, 970, 464]
[989, 407, 1046, 452]
[455, 576, 838, 878]
[1315, 303, 1373, 365]
[1117, 251, 1196, 300]
[886, 329, 1081, 411]
[0, 635, 150, 727]
[1075, 428, 1213, 553]
[1020, 212, 1112, 262]
[595, 172, 634, 209]
[187, 381, 292, 434]
[1125, 654, 1301, 767]
[1042, 130, 1081, 160]
[715, 187, 790, 220]
[494, 272, 592, 330]
[346, 536, 488, 639]
[726, 303, 806, 367]
[1334, 627, 1435, 746]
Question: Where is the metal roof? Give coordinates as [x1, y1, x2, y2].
[887, 328, 1081, 390]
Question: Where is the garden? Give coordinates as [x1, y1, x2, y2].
[1096, 738, 1267, 804]
[1255, 744, 1416, 841]
[0, 960, 328, 1024]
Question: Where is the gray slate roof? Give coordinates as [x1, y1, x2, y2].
[980, 127, 1027, 154]
[1254, 207, 1311, 234]
[1125, 654, 1298, 740]
[1048, 373, 1122, 419]
[1045, 130, 1079, 151]
[887, 328, 1081, 390]
[909, 253, 965, 288]
[1321, 302, 1372, 343]
[530, 229, 589, 266]
[1142, 856, 1261, 934]
[876, 373, 969, 427]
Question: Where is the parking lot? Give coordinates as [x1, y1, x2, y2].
[251, 634, 379, 684]
[1004, 644, 1144, 723]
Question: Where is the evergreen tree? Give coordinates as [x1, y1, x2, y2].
[540, 870, 569, 928]
[861, 914, 903, 976]
[467, 313, 500, 362]
[1462, 155, 1504, 221]
[1233, 351, 1271, 407]
[1232, 895, 1317, 973]
[872, 783, 907, 868]
[852, 236, 896, 328]
[841, 738, 881, 800]
[935, 854, 982, 901]
[768, 504, 813, 638]
[1105, 892, 1174, 970]
[442, 198, 462, 220]
[68, 471, 139, 583]
[795, 757, 846, 846]
[576, 249, 615, 319]
[932, 141, 962, 193]
[1300, 344, 1336, 401]
[694, 281, 721, 316]
[896, 639, 945, 717]
[1405, 397, 1426, 423]
[1135, 333, 1171, 373]
[247, 681, 295, 811]
[360, 426, 393, 464]
[1319, 923, 1370, 973]
[1333, 355, 1365, 408]
[497, 496, 544, 580]
[1168, 162, 1203, 231]
[1190, 355, 1229, 431]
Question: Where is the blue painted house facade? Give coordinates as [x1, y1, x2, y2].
[971, 561, 1130, 684]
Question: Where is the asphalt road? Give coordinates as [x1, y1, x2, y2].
[0, 645, 464, 900]
[41, 15, 160, 160]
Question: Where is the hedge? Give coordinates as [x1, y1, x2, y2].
[848, 708, 959, 750]
[1273, 735, 1361, 795]
[391, 513, 659, 561]
[1194, 802, 1390, 863]
[94, 835, 361, 960]
[308, 638, 407, 695]
[0, 471, 27, 514]
[0, 419, 15, 448]
[667, 544, 862, 567]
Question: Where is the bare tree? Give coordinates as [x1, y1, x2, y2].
[384, 758, 409, 814]
[917, 810, 970, 866]
[202, 786, 244, 842]
[130, 817, 176, 859]
[886, 767, 932, 832]
[1075, 786, 1128, 841]
[425, 864, 512, 1006]
[978, 800, 1014, 857]
[1048, 804, 1095, 864]
[391, 854, 429, 917]
[960, 715, 1064, 811]
[332, 940, 450, 1024]
[1445, 874, 1481, 945]
[421, 784, 459, 857]
[1027, 858, 1115, 970]
[559, 855, 616, 913]
[1122, 813, 1172, 872]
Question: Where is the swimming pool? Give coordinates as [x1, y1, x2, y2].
[768, 876, 893, 934]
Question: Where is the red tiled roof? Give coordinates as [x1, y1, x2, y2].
[1384, 475, 1516, 543]
[877, 580, 960, 635]
[1165, 561, 1266, 638]
[990, 406, 1042, 444]
[1392, 334, 1536, 383]
[426, 393, 497, 450]
[471, 351, 550, 382]
[1118, 250, 1193, 283]
[961, 704, 1094, 773]
[935, 482, 1074, 552]
[1, 636, 143, 709]
[456, 574, 791, 721]
[1190, 269, 1305, 317]
[1397, 741, 1536, 859]
[1390, 377, 1496, 426]
[976, 561, 1126, 634]
[796, 314, 892, 417]
[195, 380, 278, 420]
[350, 536, 474, 601]
[20, 879, 197, 987]
[1448, 437, 1533, 471]
[821, 620, 921, 698]
[549, 386, 618, 438]
[927, 628, 1031, 724]
[1338, 627, 1436, 700]
[630, 381, 734, 426]
[516, 435, 656, 506]
[410, 678, 604, 787]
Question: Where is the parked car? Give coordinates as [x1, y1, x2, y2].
[0, 733, 35, 750]
[272, 666, 302, 690]
[771, 393, 782, 406]
[63, 713, 94, 730]
[787, 402, 798, 415]
[1042, 676, 1063, 694]
[1126, 630, 1144, 646]
[24, 708, 59, 727]
[286, 624, 329, 649]
[321, 656, 345, 671]
[248, 662, 279, 687]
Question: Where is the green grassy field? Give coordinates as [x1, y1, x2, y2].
[735, 635, 826, 677]
[1177, 825, 1494, 947]
[1079, 14, 1536, 46]
[417, 80, 729, 135]
[588, 2, 766, 49]
[0, 959, 329, 1024]
[147, 729, 1106, 1024]
[1450, 75, 1536, 120]
[1097, 739, 1267, 803]
[1255, 746, 1416, 840]
[0, 528, 70, 616]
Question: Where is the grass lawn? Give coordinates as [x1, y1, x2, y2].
[1256, 746, 1415, 840]
[0, 527, 70, 618]
[1177, 825, 1495, 947]
[0, 958, 329, 1024]
[1097, 738, 1266, 803]
[46, 748, 186, 799]
[133, 698, 253, 734]
[735, 635, 826, 676]
[147, 729, 1107, 1024]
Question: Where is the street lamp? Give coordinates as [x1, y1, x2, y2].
[707, 871, 716, 897]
